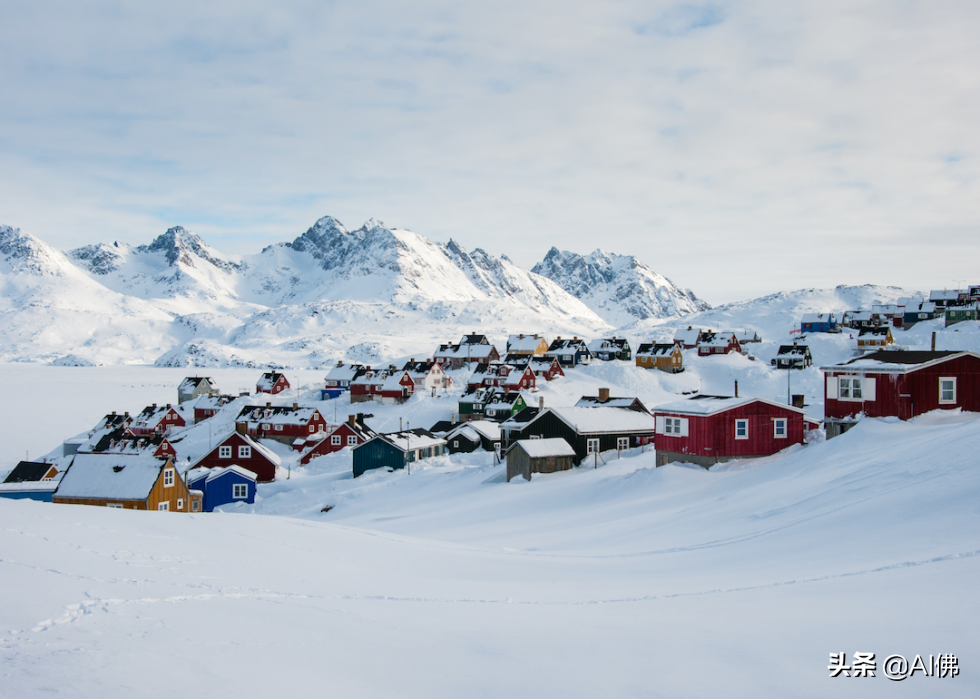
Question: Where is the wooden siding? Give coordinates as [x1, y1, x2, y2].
[194, 433, 278, 482]
[515, 411, 655, 465]
[654, 402, 806, 461]
[353, 439, 405, 477]
[54, 459, 201, 512]
[506, 445, 574, 482]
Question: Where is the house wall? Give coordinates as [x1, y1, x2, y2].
[55, 460, 198, 512]
[516, 412, 655, 465]
[201, 472, 255, 512]
[195, 434, 278, 482]
[353, 439, 405, 477]
[654, 403, 806, 461]
[824, 354, 980, 421]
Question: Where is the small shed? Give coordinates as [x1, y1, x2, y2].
[800, 313, 839, 333]
[506, 438, 576, 482]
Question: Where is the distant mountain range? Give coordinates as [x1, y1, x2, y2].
[0, 218, 711, 366]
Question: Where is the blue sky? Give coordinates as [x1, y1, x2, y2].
[1, 1, 978, 304]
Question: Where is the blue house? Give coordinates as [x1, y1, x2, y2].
[0, 461, 60, 502]
[352, 429, 447, 477]
[322, 362, 367, 400]
[185, 465, 257, 512]
[800, 313, 839, 333]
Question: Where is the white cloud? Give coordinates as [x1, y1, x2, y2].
[1, 1, 978, 303]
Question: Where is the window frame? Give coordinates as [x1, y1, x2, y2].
[233, 484, 248, 499]
[163, 468, 175, 487]
[238, 446, 252, 459]
[734, 419, 749, 440]
[617, 437, 629, 451]
[586, 438, 600, 454]
[218, 445, 233, 459]
[939, 377, 957, 404]
[347, 435, 357, 446]
[773, 418, 787, 439]
[331, 435, 342, 446]
[158, 501, 169, 511]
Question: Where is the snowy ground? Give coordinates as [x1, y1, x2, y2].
[2, 320, 979, 696]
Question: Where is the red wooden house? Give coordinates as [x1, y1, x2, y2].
[350, 368, 415, 404]
[652, 395, 810, 468]
[696, 332, 741, 356]
[129, 404, 187, 436]
[256, 372, 290, 395]
[467, 362, 536, 392]
[820, 350, 980, 438]
[193, 394, 236, 423]
[299, 414, 379, 465]
[235, 403, 329, 444]
[189, 428, 282, 483]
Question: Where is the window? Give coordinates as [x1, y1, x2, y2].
[106, 503, 123, 509]
[453, 440, 459, 447]
[219, 446, 232, 459]
[774, 418, 787, 439]
[735, 419, 748, 440]
[238, 446, 252, 459]
[331, 435, 342, 446]
[839, 378, 851, 399]
[617, 437, 629, 451]
[163, 468, 175, 487]
[309, 425, 315, 433]
[158, 502, 169, 511]
[177, 498, 184, 510]
[233, 484, 248, 499]
[275, 424, 283, 431]
[838, 377, 862, 399]
[347, 435, 357, 446]
[192, 500, 200, 511]
[587, 438, 600, 454]
[939, 377, 957, 404]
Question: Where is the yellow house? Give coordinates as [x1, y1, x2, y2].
[506, 334, 549, 356]
[636, 343, 684, 373]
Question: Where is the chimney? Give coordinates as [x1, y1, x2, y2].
[792, 394, 805, 409]
[235, 421, 247, 435]
[337, 360, 343, 367]
[152, 403, 157, 408]
[124, 411, 129, 417]
[598, 387, 610, 403]
[931, 332, 937, 351]
[348, 415, 356, 427]
[410, 358, 414, 363]
[111, 411, 116, 415]
[734, 381, 739, 398]
[166, 403, 171, 409]
[688, 326, 692, 330]
[538, 396, 544, 409]
[519, 333, 524, 339]
[292, 402, 298, 409]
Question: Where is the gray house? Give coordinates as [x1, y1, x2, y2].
[178, 376, 219, 404]
[505, 438, 576, 482]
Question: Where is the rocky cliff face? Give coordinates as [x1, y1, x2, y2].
[532, 247, 709, 326]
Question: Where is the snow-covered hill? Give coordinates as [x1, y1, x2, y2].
[532, 247, 709, 325]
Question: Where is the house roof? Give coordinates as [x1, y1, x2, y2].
[653, 395, 807, 416]
[402, 361, 440, 377]
[698, 332, 737, 348]
[636, 343, 677, 357]
[460, 334, 489, 345]
[820, 350, 978, 374]
[587, 337, 629, 353]
[381, 372, 412, 391]
[325, 363, 366, 382]
[203, 464, 258, 483]
[90, 428, 170, 455]
[434, 343, 498, 359]
[3, 461, 57, 484]
[801, 313, 836, 323]
[546, 338, 589, 354]
[56, 454, 172, 500]
[486, 391, 526, 406]
[374, 429, 446, 453]
[179, 376, 214, 391]
[507, 335, 546, 352]
[512, 438, 576, 459]
[448, 420, 501, 442]
[574, 396, 649, 412]
[236, 404, 322, 426]
[673, 327, 704, 344]
[499, 407, 542, 428]
[528, 407, 657, 434]
[858, 326, 891, 337]
[929, 289, 966, 302]
[776, 343, 811, 355]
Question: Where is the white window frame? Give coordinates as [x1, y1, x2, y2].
[837, 375, 875, 401]
[106, 503, 123, 509]
[587, 438, 600, 454]
[347, 435, 358, 446]
[158, 501, 169, 511]
[331, 435, 342, 446]
[939, 377, 957, 404]
[617, 437, 629, 451]
[735, 419, 749, 440]
[233, 484, 248, 499]
[177, 498, 184, 510]
[238, 446, 252, 459]
[309, 425, 315, 433]
[163, 468, 175, 487]
[773, 418, 787, 439]
[275, 424, 284, 431]
[219, 445, 232, 459]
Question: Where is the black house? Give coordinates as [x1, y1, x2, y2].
[513, 407, 657, 465]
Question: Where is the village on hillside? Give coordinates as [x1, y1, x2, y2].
[3, 285, 979, 511]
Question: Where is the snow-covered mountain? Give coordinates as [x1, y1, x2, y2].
[531, 248, 709, 326]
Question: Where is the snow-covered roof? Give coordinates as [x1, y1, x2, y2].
[56, 454, 171, 500]
[204, 465, 258, 483]
[733, 330, 760, 342]
[379, 430, 446, 452]
[256, 372, 287, 390]
[236, 405, 322, 426]
[434, 344, 498, 359]
[907, 301, 937, 313]
[587, 337, 628, 353]
[448, 420, 500, 442]
[801, 313, 836, 323]
[858, 326, 891, 337]
[673, 327, 704, 344]
[653, 395, 806, 416]
[636, 343, 677, 357]
[507, 335, 546, 352]
[513, 438, 576, 458]
[574, 396, 646, 410]
[698, 332, 737, 348]
[0, 480, 59, 493]
[381, 372, 411, 391]
[179, 376, 214, 391]
[325, 363, 365, 382]
[546, 338, 589, 354]
[532, 407, 657, 434]
[929, 289, 965, 302]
